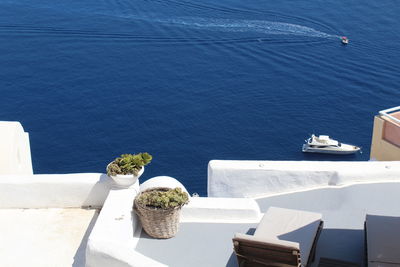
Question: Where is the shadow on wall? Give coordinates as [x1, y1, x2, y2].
[73, 174, 112, 266]
[72, 211, 100, 267]
[82, 174, 113, 208]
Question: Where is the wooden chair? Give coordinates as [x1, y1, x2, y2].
[233, 207, 323, 267]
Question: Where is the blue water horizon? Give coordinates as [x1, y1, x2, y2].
[1, 0, 399, 195]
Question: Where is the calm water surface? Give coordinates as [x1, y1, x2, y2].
[1, 0, 399, 195]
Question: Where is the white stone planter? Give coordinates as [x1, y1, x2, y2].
[107, 166, 144, 188]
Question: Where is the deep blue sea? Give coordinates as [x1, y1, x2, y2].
[1, 0, 399, 195]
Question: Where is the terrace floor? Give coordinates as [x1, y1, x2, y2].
[136, 222, 257, 267]
[0, 208, 98, 267]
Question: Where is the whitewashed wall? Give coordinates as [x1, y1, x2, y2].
[208, 160, 400, 197]
[0, 121, 33, 175]
[0, 173, 112, 208]
[86, 188, 167, 267]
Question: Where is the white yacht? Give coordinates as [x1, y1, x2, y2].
[302, 134, 360, 154]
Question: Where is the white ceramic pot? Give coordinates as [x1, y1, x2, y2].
[107, 165, 144, 188]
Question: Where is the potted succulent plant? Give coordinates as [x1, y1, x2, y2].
[134, 187, 189, 239]
[106, 153, 152, 188]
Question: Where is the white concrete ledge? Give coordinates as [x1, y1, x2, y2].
[0, 173, 112, 208]
[86, 187, 167, 267]
[208, 160, 400, 198]
[0, 121, 32, 175]
[181, 197, 262, 223]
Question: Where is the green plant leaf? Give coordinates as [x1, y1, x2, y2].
[107, 153, 152, 176]
[136, 187, 189, 210]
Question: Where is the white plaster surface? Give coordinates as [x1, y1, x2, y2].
[139, 176, 190, 196]
[0, 121, 32, 175]
[0, 173, 112, 208]
[181, 197, 262, 223]
[208, 160, 400, 197]
[86, 188, 166, 267]
[0, 208, 98, 267]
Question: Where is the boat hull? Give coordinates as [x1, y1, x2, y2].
[302, 144, 360, 155]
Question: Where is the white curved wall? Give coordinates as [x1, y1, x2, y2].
[139, 176, 190, 196]
[0, 121, 32, 175]
[86, 187, 167, 267]
[208, 160, 400, 197]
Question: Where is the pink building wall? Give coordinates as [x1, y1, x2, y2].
[383, 111, 400, 148]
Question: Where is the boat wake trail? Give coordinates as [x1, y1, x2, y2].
[0, 0, 341, 45]
[0, 15, 338, 45]
[148, 16, 338, 39]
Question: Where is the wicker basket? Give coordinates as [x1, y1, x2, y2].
[134, 187, 184, 239]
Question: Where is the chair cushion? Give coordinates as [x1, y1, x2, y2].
[254, 207, 322, 265]
[366, 214, 400, 264]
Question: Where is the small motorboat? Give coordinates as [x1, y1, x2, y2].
[341, 36, 349, 44]
[302, 134, 360, 155]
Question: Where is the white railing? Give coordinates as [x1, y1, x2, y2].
[379, 106, 400, 124]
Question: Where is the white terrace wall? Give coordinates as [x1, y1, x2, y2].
[86, 177, 261, 267]
[86, 188, 167, 267]
[208, 160, 400, 198]
[0, 121, 33, 175]
[0, 173, 112, 208]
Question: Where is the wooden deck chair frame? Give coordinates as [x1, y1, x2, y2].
[233, 221, 323, 267]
